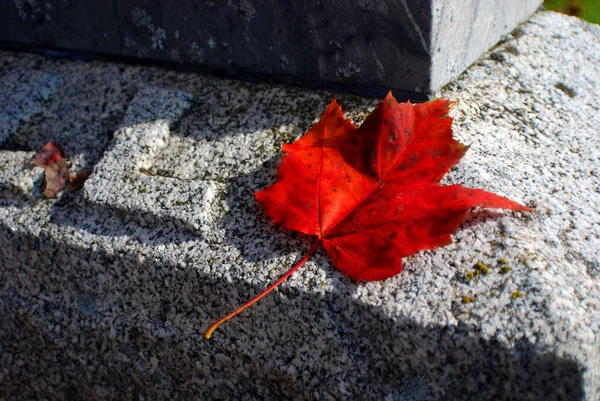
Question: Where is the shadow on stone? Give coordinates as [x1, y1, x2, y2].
[48, 191, 203, 245]
[0, 183, 37, 208]
[0, 222, 584, 400]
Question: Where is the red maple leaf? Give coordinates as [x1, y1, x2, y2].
[204, 93, 530, 338]
[31, 142, 90, 198]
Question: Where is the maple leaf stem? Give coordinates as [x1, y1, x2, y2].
[203, 240, 322, 339]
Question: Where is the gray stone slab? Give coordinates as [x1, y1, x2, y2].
[1, 11, 599, 401]
[0, 0, 540, 93]
[431, 0, 541, 91]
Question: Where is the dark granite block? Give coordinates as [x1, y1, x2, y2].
[0, 0, 541, 93]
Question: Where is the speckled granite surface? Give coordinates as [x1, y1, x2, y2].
[1, 11, 599, 401]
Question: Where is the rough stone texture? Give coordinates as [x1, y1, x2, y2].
[0, 0, 540, 93]
[83, 87, 209, 232]
[1, 11, 599, 401]
[0, 68, 61, 144]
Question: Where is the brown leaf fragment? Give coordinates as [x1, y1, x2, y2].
[31, 142, 66, 167]
[31, 142, 70, 198]
[69, 170, 91, 191]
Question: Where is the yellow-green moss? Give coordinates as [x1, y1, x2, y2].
[517, 256, 530, 267]
[511, 290, 524, 299]
[474, 261, 489, 275]
[461, 295, 477, 304]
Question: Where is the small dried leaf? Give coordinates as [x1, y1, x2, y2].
[31, 142, 70, 198]
[69, 170, 91, 191]
[31, 142, 66, 167]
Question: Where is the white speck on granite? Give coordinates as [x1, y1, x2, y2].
[0, 11, 599, 401]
